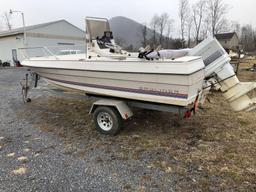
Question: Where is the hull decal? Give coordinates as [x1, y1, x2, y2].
[44, 76, 189, 99]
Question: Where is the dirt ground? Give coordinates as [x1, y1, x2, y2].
[3, 60, 256, 191]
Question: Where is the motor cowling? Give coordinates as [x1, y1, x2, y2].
[189, 37, 256, 112]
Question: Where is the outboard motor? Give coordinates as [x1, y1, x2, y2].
[189, 37, 256, 112]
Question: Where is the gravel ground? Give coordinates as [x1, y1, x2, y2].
[0, 67, 255, 192]
[0, 68, 175, 192]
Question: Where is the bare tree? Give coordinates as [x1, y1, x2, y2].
[165, 19, 174, 48]
[192, 0, 206, 43]
[254, 30, 256, 52]
[141, 22, 148, 47]
[200, 15, 211, 40]
[241, 25, 255, 51]
[231, 21, 241, 37]
[179, 0, 189, 47]
[187, 16, 193, 47]
[150, 14, 159, 47]
[157, 13, 169, 46]
[217, 18, 230, 33]
[207, 0, 228, 36]
[2, 12, 12, 30]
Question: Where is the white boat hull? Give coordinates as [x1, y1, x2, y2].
[23, 58, 205, 107]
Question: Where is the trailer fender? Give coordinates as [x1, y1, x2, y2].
[89, 99, 133, 120]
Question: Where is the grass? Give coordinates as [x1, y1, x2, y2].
[16, 60, 256, 191]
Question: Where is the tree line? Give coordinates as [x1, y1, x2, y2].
[0, 12, 12, 31]
[1, 1, 256, 52]
[140, 0, 256, 51]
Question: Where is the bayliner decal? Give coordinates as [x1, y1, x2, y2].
[139, 87, 182, 97]
[45, 77, 188, 99]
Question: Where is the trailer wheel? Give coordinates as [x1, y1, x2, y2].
[93, 106, 122, 135]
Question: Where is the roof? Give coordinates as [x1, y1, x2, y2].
[215, 32, 237, 40]
[0, 20, 85, 38]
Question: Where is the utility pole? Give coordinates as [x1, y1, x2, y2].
[9, 9, 27, 47]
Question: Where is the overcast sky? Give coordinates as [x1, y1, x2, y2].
[1, 0, 256, 32]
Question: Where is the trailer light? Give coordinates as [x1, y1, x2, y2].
[125, 113, 129, 119]
[184, 111, 191, 118]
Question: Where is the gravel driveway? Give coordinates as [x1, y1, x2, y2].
[0, 68, 176, 192]
[1, 67, 255, 192]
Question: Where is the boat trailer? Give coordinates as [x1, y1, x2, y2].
[19, 77, 197, 136]
[88, 95, 193, 135]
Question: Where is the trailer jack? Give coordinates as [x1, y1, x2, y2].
[20, 73, 31, 103]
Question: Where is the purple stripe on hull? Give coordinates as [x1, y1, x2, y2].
[44, 76, 188, 99]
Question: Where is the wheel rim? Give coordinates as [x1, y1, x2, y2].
[97, 112, 113, 131]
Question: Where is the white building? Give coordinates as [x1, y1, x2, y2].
[0, 20, 85, 66]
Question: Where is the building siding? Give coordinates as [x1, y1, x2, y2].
[0, 20, 85, 66]
[217, 34, 239, 50]
[29, 21, 85, 38]
[0, 36, 24, 65]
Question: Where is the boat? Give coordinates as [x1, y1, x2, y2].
[21, 17, 205, 107]
[20, 17, 256, 135]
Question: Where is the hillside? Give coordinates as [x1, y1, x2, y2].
[109, 16, 155, 49]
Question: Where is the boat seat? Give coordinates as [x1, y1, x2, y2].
[138, 45, 154, 60]
[96, 31, 114, 49]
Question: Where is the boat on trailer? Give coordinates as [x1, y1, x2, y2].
[21, 17, 205, 108]
[21, 17, 256, 135]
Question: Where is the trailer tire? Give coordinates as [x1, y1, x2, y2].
[93, 106, 122, 135]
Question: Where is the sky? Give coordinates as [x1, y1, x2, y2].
[0, 0, 256, 32]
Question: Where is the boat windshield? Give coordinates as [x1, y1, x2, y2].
[19, 45, 86, 59]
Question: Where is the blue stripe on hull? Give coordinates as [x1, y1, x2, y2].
[44, 76, 189, 99]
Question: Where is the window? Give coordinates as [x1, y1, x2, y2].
[57, 42, 75, 45]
